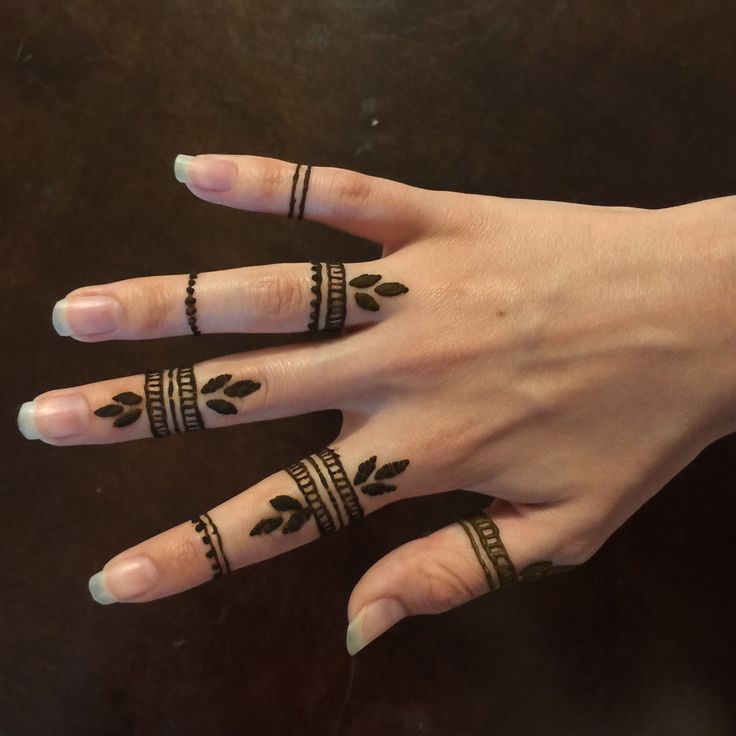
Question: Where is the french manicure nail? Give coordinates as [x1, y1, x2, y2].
[346, 598, 407, 656]
[53, 296, 122, 337]
[174, 154, 237, 191]
[17, 394, 89, 441]
[88, 556, 159, 605]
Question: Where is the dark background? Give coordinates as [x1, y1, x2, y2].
[2, 2, 736, 734]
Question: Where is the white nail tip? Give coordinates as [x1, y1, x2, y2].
[174, 154, 194, 184]
[17, 401, 40, 440]
[346, 612, 367, 656]
[52, 299, 71, 336]
[88, 571, 118, 605]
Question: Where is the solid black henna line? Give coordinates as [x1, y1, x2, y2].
[167, 369, 181, 435]
[306, 455, 345, 530]
[288, 164, 302, 219]
[297, 164, 312, 220]
[308, 262, 323, 332]
[186, 273, 201, 336]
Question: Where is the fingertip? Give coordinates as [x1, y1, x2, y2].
[345, 598, 407, 656]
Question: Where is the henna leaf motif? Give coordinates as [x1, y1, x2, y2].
[374, 282, 408, 297]
[349, 274, 382, 288]
[355, 292, 380, 312]
[361, 482, 397, 496]
[113, 408, 142, 428]
[270, 495, 302, 512]
[206, 399, 237, 415]
[354, 456, 377, 485]
[250, 517, 283, 536]
[95, 404, 123, 418]
[201, 375, 232, 394]
[112, 392, 143, 405]
[283, 510, 308, 533]
[374, 459, 410, 480]
[224, 380, 261, 398]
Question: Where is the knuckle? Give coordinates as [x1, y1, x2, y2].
[167, 533, 210, 576]
[324, 169, 374, 211]
[251, 159, 289, 202]
[129, 281, 175, 334]
[408, 540, 479, 614]
[248, 273, 306, 322]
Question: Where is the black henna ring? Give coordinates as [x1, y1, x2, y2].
[288, 163, 312, 220]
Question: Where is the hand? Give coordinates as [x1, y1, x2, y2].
[18, 154, 736, 654]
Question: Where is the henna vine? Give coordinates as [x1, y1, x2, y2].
[250, 495, 313, 536]
[353, 455, 410, 496]
[185, 272, 201, 336]
[94, 392, 143, 428]
[200, 374, 261, 416]
[348, 274, 409, 312]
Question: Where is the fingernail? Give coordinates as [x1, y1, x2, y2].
[88, 556, 159, 605]
[53, 296, 122, 338]
[17, 394, 89, 441]
[174, 154, 236, 191]
[346, 598, 407, 656]
[17, 402, 41, 440]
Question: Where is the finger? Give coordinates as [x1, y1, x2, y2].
[52, 261, 411, 341]
[344, 502, 581, 655]
[16, 341, 363, 445]
[174, 154, 439, 245]
[86, 438, 416, 604]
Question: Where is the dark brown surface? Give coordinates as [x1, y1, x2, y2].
[2, 2, 736, 735]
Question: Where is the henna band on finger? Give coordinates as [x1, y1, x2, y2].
[459, 512, 577, 592]
[288, 163, 312, 220]
[191, 513, 231, 579]
[250, 449, 410, 538]
[186, 273, 201, 336]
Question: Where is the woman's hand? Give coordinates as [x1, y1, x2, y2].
[18, 154, 736, 654]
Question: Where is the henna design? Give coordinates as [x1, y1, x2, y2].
[200, 373, 261, 415]
[304, 262, 346, 332]
[325, 262, 347, 330]
[144, 366, 205, 438]
[253, 447, 365, 538]
[459, 514, 517, 591]
[288, 163, 312, 220]
[186, 273, 201, 336]
[308, 262, 323, 332]
[250, 495, 313, 536]
[348, 273, 408, 312]
[94, 392, 143, 428]
[353, 455, 409, 497]
[459, 513, 577, 592]
[191, 513, 231, 579]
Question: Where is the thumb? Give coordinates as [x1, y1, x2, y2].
[345, 502, 580, 655]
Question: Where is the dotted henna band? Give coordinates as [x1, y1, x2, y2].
[185, 272, 201, 336]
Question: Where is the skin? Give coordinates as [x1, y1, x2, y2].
[18, 153, 736, 653]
